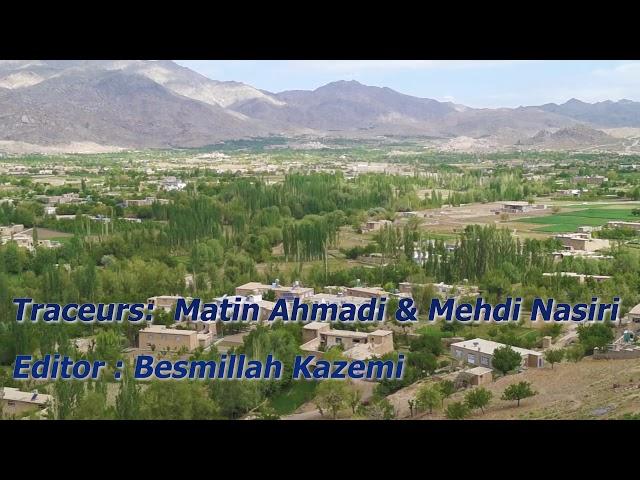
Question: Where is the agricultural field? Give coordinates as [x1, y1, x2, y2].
[515, 204, 640, 233]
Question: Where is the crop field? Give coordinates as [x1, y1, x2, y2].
[517, 207, 639, 233]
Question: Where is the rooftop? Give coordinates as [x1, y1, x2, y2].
[0, 387, 52, 405]
[140, 325, 196, 336]
[451, 338, 542, 357]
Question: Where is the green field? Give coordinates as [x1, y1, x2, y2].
[268, 380, 318, 415]
[518, 207, 639, 233]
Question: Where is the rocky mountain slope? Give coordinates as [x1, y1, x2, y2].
[0, 60, 637, 150]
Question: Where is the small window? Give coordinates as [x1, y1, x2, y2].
[467, 353, 476, 364]
[480, 356, 490, 366]
[335, 337, 342, 344]
[352, 339, 360, 344]
[455, 350, 462, 358]
[8, 401, 16, 406]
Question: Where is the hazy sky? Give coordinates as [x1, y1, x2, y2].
[175, 60, 640, 108]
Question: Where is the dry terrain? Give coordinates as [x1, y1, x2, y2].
[391, 357, 640, 420]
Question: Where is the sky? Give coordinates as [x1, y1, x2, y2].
[175, 60, 640, 108]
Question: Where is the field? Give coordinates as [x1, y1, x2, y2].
[517, 206, 639, 233]
[269, 381, 318, 415]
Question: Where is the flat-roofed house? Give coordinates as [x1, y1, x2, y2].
[629, 304, 640, 324]
[555, 233, 610, 252]
[235, 282, 273, 296]
[300, 322, 394, 361]
[138, 325, 198, 352]
[459, 366, 493, 386]
[273, 284, 314, 301]
[499, 201, 548, 214]
[450, 338, 544, 370]
[0, 387, 52, 417]
[607, 221, 640, 232]
[346, 286, 388, 299]
[147, 295, 185, 312]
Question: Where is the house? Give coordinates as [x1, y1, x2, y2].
[235, 281, 274, 297]
[364, 219, 392, 232]
[573, 175, 607, 185]
[0, 387, 52, 417]
[629, 304, 640, 324]
[212, 294, 275, 323]
[300, 322, 394, 361]
[159, 176, 187, 191]
[308, 293, 386, 320]
[607, 221, 640, 232]
[0, 224, 24, 236]
[542, 272, 612, 283]
[459, 366, 493, 386]
[346, 286, 389, 299]
[496, 202, 548, 214]
[556, 189, 582, 197]
[138, 325, 199, 352]
[554, 233, 610, 252]
[273, 283, 314, 301]
[2, 233, 34, 251]
[450, 338, 544, 369]
[147, 295, 185, 312]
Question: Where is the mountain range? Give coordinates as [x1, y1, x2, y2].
[1, 60, 639, 152]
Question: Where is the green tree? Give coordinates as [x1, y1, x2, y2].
[314, 380, 348, 419]
[566, 343, 585, 363]
[140, 381, 220, 419]
[346, 385, 362, 414]
[577, 323, 614, 354]
[115, 363, 140, 419]
[464, 387, 493, 414]
[544, 348, 565, 369]
[95, 330, 123, 367]
[364, 398, 396, 420]
[501, 381, 537, 407]
[445, 401, 471, 419]
[415, 384, 442, 414]
[491, 345, 522, 375]
[438, 380, 456, 408]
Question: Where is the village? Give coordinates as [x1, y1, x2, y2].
[1, 144, 640, 420]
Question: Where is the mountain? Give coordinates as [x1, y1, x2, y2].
[537, 98, 640, 127]
[0, 68, 269, 148]
[233, 79, 483, 135]
[518, 125, 620, 149]
[0, 60, 639, 151]
[0, 60, 282, 109]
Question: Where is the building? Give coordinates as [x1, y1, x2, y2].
[273, 283, 314, 301]
[542, 272, 612, 283]
[554, 233, 610, 252]
[300, 322, 394, 361]
[607, 221, 640, 232]
[308, 293, 386, 320]
[496, 202, 548, 214]
[0, 224, 24, 236]
[450, 338, 544, 369]
[364, 219, 392, 232]
[0, 387, 52, 417]
[138, 325, 199, 352]
[235, 281, 274, 297]
[556, 189, 582, 197]
[147, 295, 185, 312]
[459, 366, 493, 386]
[573, 175, 608, 185]
[2, 233, 34, 251]
[552, 250, 612, 261]
[346, 286, 389, 299]
[160, 176, 186, 191]
[629, 304, 640, 324]
[124, 197, 170, 207]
